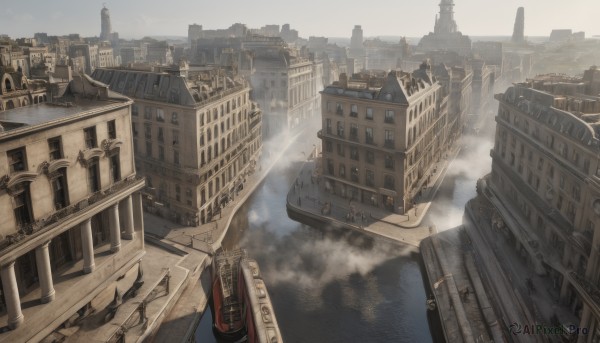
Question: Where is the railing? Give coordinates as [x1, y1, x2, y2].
[4, 175, 145, 249]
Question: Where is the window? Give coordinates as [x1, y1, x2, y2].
[172, 112, 179, 124]
[350, 147, 359, 161]
[87, 157, 101, 193]
[385, 154, 394, 170]
[365, 127, 374, 145]
[51, 169, 68, 210]
[132, 123, 138, 138]
[8, 147, 27, 173]
[84, 126, 97, 149]
[132, 104, 139, 116]
[385, 110, 395, 124]
[156, 108, 165, 122]
[537, 157, 544, 171]
[366, 170, 375, 187]
[109, 153, 121, 183]
[144, 124, 152, 139]
[158, 145, 165, 161]
[175, 185, 181, 202]
[327, 159, 334, 175]
[336, 103, 343, 115]
[384, 130, 394, 148]
[366, 107, 373, 120]
[384, 175, 395, 189]
[366, 151, 374, 164]
[337, 121, 344, 138]
[572, 184, 581, 202]
[144, 107, 152, 120]
[350, 123, 358, 141]
[158, 127, 164, 142]
[327, 101, 333, 112]
[146, 141, 152, 157]
[350, 104, 358, 117]
[174, 150, 180, 166]
[339, 164, 346, 178]
[13, 184, 33, 226]
[107, 120, 116, 139]
[173, 130, 180, 146]
[326, 119, 332, 134]
[350, 167, 359, 182]
[337, 143, 345, 157]
[48, 137, 63, 161]
[325, 140, 333, 153]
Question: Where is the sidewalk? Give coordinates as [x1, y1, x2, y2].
[286, 145, 460, 247]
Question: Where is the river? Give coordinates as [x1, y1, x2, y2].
[194, 127, 493, 342]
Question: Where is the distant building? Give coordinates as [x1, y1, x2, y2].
[511, 7, 525, 44]
[319, 62, 457, 213]
[486, 68, 600, 337]
[549, 29, 586, 43]
[0, 74, 145, 341]
[146, 41, 173, 65]
[248, 39, 322, 138]
[418, 0, 472, 57]
[92, 65, 262, 225]
[100, 5, 112, 41]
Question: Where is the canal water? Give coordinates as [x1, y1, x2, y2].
[195, 131, 493, 343]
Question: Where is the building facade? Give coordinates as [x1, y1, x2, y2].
[0, 74, 145, 341]
[92, 65, 262, 226]
[488, 69, 600, 340]
[319, 62, 453, 213]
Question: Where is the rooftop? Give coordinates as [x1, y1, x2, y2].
[0, 74, 130, 135]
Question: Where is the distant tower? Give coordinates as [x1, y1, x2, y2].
[351, 25, 364, 49]
[100, 5, 112, 41]
[511, 7, 525, 44]
[434, 0, 458, 35]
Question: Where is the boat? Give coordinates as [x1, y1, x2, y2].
[211, 248, 283, 343]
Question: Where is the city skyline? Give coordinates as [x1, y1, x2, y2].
[1, 0, 598, 40]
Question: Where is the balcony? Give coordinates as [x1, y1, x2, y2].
[1, 175, 145, 253]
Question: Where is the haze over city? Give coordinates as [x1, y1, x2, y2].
[1, 0, 600, 342]
[2, 0, 599, 38]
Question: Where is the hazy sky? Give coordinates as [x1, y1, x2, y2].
[1, 0, 598, 39]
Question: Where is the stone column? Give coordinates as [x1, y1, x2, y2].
[1, 261, 24, 329]
[133, 192, 144, 248]
[80, 219, 95, 274]
[108, 204, 121, 253]
[35, 241, 55, 303]
[120, 195, 135, 240]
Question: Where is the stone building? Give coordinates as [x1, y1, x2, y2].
[146, 41, 173, 66]
[69, 44, 98, 75]
[487, 68, 600, 339]
[319, 62, 454, 213]
[248, 40, 322, 138]
[418, 0, 472, 57]
[0, 74, 145, 341]
[92, 65, 262, 225]
[0, 70, 48, 111]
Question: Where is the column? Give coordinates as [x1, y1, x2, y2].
[120, 195, 135, 240]
[1, 261, 24, 329]
[35, 241, 55, 303]
[108, 204, 121, 253]
[133, 192, 144, 246]
[80, 219, 95, 274]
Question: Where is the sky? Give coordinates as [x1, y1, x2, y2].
[0, 0, 598, 40]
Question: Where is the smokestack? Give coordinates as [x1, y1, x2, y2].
[511, 7, 525, 44]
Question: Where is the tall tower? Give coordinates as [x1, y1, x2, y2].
[350, 25, 364, 50]
[100, 5, 112, 41]
[511, 7, 525, 44]
[434, 0, 458, 35]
